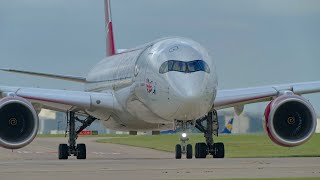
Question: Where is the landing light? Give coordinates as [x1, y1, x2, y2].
[182, 133, 187, 138]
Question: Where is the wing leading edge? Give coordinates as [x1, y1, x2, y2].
[0, 68, 86, 83]
[215, 81, 320, 110]
[0, 86, 114, 113]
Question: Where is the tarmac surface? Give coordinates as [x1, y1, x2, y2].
[0, 137, 320, 180]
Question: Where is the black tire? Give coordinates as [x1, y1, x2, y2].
[195, 143, 199, 158]
[199, 143, 208, 158]
[213, 142, 225, 158]
[186, 144, 192, 159]
[175, 144, 182, 159]
[58, 144, 69, 160]
[195, 142, 207, 159]
[77, 144, 86, 159]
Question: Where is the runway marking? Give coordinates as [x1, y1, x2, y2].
[92, 152, 121, 155]
[17, 151, 33, 154]
[15, 151, 121, 155]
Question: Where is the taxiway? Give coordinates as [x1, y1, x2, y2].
[0, 137, 319, 180]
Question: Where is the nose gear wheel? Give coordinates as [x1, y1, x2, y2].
[174, 120, 194, 159]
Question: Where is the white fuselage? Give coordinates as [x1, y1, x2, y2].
[85, 37, 218, 131]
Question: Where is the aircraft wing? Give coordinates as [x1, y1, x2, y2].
[215, 81, 320, 110]
[0, 68, 87, 83]
[0, 86, 114, 113]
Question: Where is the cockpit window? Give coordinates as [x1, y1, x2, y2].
[159, 60, 210, 74]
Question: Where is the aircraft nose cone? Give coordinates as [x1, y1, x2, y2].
[168, 73, 213, 120]
[171, 78, 203, 101]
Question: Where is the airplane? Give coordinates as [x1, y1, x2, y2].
[0, 0, 319, 160]
[221, 118, 234, 134]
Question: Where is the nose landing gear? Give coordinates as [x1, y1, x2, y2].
[174, 120, 193, 159]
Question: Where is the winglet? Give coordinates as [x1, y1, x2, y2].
[0, 68, 87, 83]
[104, 0, 116, 56]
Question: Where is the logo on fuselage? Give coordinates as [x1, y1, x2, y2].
[146, 78, 156, 94]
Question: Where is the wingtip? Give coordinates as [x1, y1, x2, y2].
[0, 68, 10, 71]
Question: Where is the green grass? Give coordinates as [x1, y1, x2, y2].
[97, 133, 320, 158]
[37, 134, 129, 138]
[207, 178, 319, 180]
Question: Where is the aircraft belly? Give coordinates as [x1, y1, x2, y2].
[126, 98, 171, 124]
[99, 108, 173, 131]
[102, 117, 173, 131]
[86, 104, 172, 131]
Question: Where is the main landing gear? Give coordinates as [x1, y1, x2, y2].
[195, 110, 224, 159]
[58, 111, 96, 160]
[174, 110, 225, 159]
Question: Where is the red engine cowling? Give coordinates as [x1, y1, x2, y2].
[264, 94, 317, 147]
[0, 96, 39, 149]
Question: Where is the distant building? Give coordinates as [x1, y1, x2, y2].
[38, 109, 109, 134]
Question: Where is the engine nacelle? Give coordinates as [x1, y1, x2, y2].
[264, 95, 317, 147]
[0, 97, 39, 149]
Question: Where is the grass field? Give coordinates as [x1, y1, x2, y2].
[212, 178, 319, 180]
[97, 133, 320, 158]
[36, 134, 129, 138]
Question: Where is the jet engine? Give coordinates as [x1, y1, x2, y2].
[264, 94, 317, 147]
[0, 96, 39, 149]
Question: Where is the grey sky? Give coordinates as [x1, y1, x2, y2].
[1, 0, 320, 113]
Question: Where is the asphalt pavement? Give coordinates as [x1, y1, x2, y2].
[0, 137, 319, 180]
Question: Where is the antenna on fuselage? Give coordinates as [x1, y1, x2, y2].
[104, 0, 116, 56]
